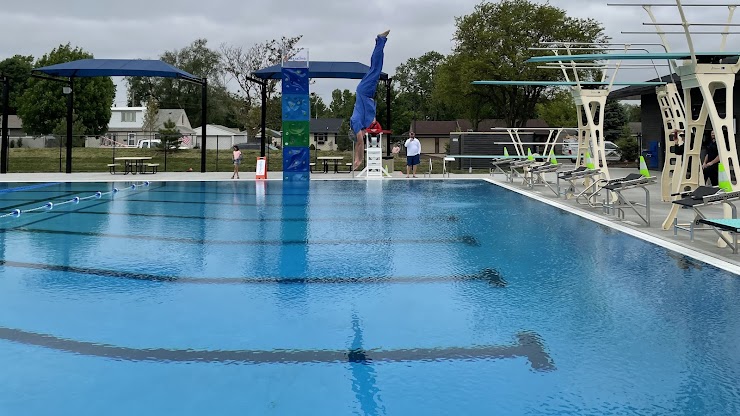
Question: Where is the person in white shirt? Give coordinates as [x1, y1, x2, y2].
[404, 132, 421, 178]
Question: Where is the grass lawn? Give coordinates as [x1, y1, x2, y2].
[7, 148, 449, 174]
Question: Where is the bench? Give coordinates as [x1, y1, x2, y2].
[146, 163, 160, 174]
[309, 162, 316, 172]
[107, 163, 120, 174]
[340, 162, 353, 173]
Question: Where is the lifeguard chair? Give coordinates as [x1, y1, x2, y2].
[356, 122, 392, 179]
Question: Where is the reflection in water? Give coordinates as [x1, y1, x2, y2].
[350, 313, 386, 416]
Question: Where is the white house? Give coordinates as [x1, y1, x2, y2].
[194, 125, 248, 150]
[310, 118, 343, 151]
[99, 106, 196, 147]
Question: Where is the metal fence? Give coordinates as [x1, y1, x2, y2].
[3, 135, 278, 173]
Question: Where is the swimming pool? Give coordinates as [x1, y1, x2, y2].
[0, 179, 738, 415]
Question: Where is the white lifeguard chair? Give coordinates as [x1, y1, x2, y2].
[356, 130, 392, 179]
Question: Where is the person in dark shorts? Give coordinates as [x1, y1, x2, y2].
[702, 131, 719, 186]
[404, 132, 421, 178]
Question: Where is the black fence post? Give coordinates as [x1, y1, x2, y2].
[65, 78, 73, 174]
[216, 135, 219, 172]
[1, 76, 9, 174]
[58, 135, 63, 173]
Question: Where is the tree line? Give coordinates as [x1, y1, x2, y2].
[0, 0, 641, 148]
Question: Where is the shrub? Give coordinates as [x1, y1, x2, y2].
[17, 137, 22, 148]
[9, 140, 15, 148]
[310, 144, 316, 150]
[616, 137, 639, 162]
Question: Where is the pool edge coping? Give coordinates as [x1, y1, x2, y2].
[483, 177, 740, 276]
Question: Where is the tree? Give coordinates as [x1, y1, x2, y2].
[328, 89, 356, 120]
[52, 117, 88, 147]
[604, 100, 628, 142]
[0, 55, 34, 114]
[220, 36, 302, 106]
[310, 93, 330, 118]
[126, 39, 229, 128]
[142, 97, 159, 134]
[17, 44, 115, 135]
[535, 89, 577, 127]
[394, 51, 448, 122]
[434, 0, 607, 128]
[624, 103, 641, 122]
[158, 119, 182, 151]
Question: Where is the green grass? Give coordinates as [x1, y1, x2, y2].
[6, 148, 449, 174]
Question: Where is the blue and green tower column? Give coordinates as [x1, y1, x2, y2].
[281, 62, 311, 181]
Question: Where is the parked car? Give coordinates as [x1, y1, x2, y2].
[561, 140, 622, 163]
[137, 139, 161, 148]
[136, 138, 190, 150]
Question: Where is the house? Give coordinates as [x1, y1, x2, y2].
[407, 119, 550, 155]
[102, 107, 196, 147]
[310, 118, 343, 151]
[194, 124, 248, 150]
[0, 115, 25, 138]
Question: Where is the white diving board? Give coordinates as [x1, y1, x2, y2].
[526, 52, 740, 63]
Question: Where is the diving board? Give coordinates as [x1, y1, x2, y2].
[472, 80, 666, 86]
[526, 52, 740, 63]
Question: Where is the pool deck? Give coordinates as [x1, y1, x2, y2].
[2, 167, 740, 274]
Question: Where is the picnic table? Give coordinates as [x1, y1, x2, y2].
[316, 156, 345, 173]
[114, 157, 153, 175]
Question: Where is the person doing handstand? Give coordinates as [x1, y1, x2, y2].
[349, 30, 390, 170]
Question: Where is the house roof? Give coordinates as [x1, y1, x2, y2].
[410, 119, 549, 136]
[33, 59, 202, 83]
[194, 124, 245, 136]
[309, 118, 343, 133]
[156, 109, 190, 129]
[629, 122, 642, 135]
[253, 61, 389, 80]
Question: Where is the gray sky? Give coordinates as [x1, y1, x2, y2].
[0, 0, 736, 106]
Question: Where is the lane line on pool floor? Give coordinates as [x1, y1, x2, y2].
[17, 210, 461, 224]
[0, 261, 507, 286]
[1, 228, 481, 247]
[0, 327, 553, 371]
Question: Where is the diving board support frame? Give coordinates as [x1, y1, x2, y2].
[572, 87, 612, 184]
[656, 83, 687, 202]
[609, 0, 740, 239]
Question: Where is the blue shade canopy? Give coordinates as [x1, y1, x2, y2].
[472, 80, 667, 86]
[253, 61, 389, 80]
[33, 59, 202, 83]
[526, 52, 740, 63]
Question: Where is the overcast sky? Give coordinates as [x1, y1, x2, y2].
[0, 0, 736, 107]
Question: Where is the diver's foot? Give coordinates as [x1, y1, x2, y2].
[378, 30, 390, 38]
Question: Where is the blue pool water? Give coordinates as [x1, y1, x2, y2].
[0, 179, 739, 415]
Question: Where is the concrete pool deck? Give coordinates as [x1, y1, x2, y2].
[2, 167, 739, 274]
